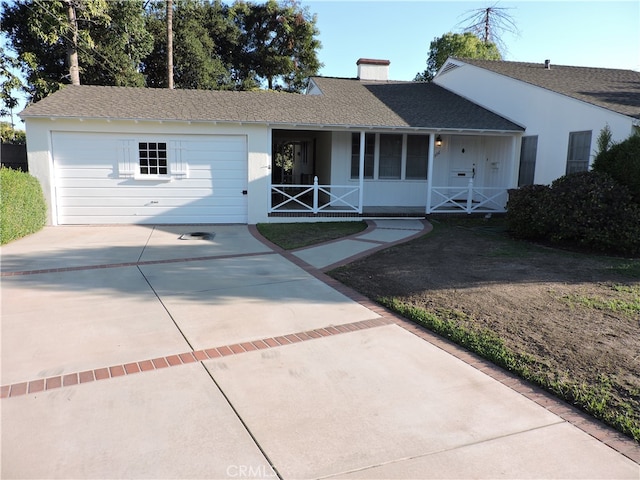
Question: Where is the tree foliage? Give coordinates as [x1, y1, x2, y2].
[0, 121, 26, 144]
[82, 0, 154, 87]
[1, 0, 322, 105]
[231, 0, 322, 91]
[0, 45, 24, 121]
[1, 0, 113, 100]
[142, 0, 237, 90]
[415, 32, 501, 81]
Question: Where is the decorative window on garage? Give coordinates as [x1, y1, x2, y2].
[139, 142, 168, 175]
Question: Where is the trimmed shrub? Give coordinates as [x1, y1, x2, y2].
[0, 167, 47, 244]
[545, 171, 640, 255]
[507, 171, 640, 256]
[506, 184, 551, 239]
[592, 133, 640, 203]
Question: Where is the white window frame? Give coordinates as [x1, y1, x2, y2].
[350, 132, 375, 179]
[137, 141, 170, 179]
[566, 130, 592, 175]
[350, 133, 430, 181]
[518, 135, 538, 186]
[405, 134, 429, 180]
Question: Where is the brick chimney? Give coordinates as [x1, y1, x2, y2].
[357, 58, 390, 81]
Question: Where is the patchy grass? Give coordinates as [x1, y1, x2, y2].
[560, 284, 640, 317]
[256, 221, 367, 250]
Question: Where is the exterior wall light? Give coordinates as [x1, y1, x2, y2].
[435, 135, 443, 147]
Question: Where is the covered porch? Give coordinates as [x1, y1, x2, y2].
[269, 128, 520, 218]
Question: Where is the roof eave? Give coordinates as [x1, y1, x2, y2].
[22, 113, 524, 134]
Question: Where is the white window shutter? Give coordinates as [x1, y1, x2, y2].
[169, 140, 188, 178]
[118, 139, 136, 177]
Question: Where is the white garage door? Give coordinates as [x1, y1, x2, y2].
[52, 132, 248, 224]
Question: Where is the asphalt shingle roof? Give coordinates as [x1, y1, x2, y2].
[20, 77, 524, 132]
[454, 58, 640, 119]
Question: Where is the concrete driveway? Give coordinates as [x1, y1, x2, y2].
[1, 222, 638, 479]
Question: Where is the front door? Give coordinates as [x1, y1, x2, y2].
[448, 136, 481, 188]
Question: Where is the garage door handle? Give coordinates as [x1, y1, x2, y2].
[242, 190, 248, 195]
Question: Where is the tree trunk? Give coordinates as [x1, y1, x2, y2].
[166, 0, 174, 89]
[65, 0, 80, 85]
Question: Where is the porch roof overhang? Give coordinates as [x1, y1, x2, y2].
[268, 122, 522, 135]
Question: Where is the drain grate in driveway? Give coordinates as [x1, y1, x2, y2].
[178, 232, 215, 241]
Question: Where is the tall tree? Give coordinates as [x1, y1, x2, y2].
[81, 1, 153, 87]
[415, 32, 501, 82]
[63, 0, 81, 85]
[231, 0, 321, 92]
[142, 0, 236, 90]
[3, 0, 322, 98]
[166, 0, 173, 88]
[2, 0, 152, 101]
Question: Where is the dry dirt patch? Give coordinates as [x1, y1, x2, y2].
[330, 217, 640, 440]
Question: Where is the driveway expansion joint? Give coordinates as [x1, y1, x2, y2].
[0, 317, 394, 400]
[0, 250, 277, 277]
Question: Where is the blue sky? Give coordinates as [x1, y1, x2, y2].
[303, 0, 640, 80]
[3, 0, 639, 128]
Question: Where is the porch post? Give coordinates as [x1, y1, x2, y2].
[313, 176, 319, 214]
[426, 133, 435, 214]
[509, 135, 520, 186]
[358, 131, 365, 214]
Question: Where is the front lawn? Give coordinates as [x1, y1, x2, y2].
[256, 221, 367, 250]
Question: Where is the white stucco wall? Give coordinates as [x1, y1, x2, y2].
[434, 62, 636, 185]
[23, 118, 271, 225]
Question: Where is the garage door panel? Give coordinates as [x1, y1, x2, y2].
[55, 178, 218, 189]
[58, 196, 244, 208]
[59, 205, 246, 217]
[53, 132, 248, 224]
[58, 214, 246, 225]
[56, 187, 218, 197]
[55, 168, 117, 179]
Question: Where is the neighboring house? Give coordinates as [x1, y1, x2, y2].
[434, 58, 640, 186]
[20, 58, 524, 225]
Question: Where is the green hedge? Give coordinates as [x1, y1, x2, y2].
[507, 171, 640, 256]
[0, 167, 47, 244]
[592, 133, 640, 203]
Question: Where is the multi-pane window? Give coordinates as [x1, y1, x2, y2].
[378, 134, 402, 179]
[405, 135, 429, 179]
[139, 142, 168, 175]
[350, 133, 375, 179]
[566, 131, 592, 174]
[351, 133, 430, 180]
[518, 136, 538, 186]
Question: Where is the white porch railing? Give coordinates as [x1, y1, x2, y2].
[428, 179, 508, 214]
[270, 176, 361, 214]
